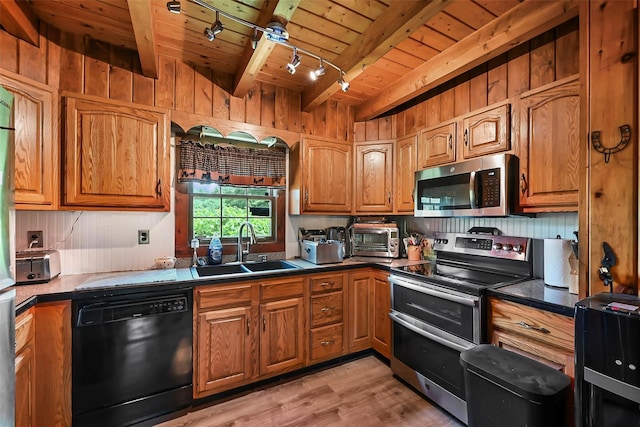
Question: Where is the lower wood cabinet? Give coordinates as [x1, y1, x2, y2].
[15, 308, 36, 427]
[371, 271, 391, 359]
[194, 277, 306, 398]
[347, 270, 373, 352]
[489, 297, 575, 380]
[308, 273, 346, 364]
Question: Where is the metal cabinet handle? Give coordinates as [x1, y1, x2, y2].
[320, 339, 335, 346]
[520, 173, 528, 194]
[517, 321, 550, 334]
[388, 191, 391, 205]
[262, 315, 266, 332]
[246, 318, 250, 336]
[304, 189, 309, 206]
[320, 282, 334, 287]
[320, 307, 335, 312]
[464, 129, 468, 146]
[156, 179, 162, 196]
[448, 134, 453, 149]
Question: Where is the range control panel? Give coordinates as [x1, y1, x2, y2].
[433, 232, 530, 261]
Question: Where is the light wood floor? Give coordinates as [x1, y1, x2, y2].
[156, 356, 464, 427]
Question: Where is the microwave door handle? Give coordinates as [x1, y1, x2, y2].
[469, 170, 477, 208]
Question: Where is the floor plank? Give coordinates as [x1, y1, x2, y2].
[156, 356, 464, 427]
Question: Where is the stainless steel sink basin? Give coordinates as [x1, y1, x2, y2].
[241, 260, 300, 272]
[192, 260, 300, 278]
[194, 264, 251, 276]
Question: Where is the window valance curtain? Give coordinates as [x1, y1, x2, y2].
[178, 139, 286, 187]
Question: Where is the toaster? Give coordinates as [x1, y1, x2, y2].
[15, 250, 61, 284]
[300, 240, 344, 264]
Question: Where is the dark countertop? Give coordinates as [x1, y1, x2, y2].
[12, 258, 577, 318]
[489, 278, 580, 317]
[11, 257, 424, 315]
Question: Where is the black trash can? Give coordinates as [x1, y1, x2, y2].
[460, 344, 571, 427]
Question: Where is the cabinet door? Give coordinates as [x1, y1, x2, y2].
[260, 297, 305, 376]
[15, 344, 35, 427]
[394, 134, 417, 213]
[462, 103, 510, 159]
[0, 70, 55, 209]
[196, 306, 253, 395]
[63, 94, 169, 210]
[354, 141, 393, 213]
[418, 122, 456, 168]
[371, 272, 391, 359]
[518, 77, 579, 210]
[491, 330, 574, 380]
[347, 271, 372, 351]
[301, 137, 352, 213]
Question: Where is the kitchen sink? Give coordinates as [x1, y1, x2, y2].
[192, 260, 301, 278]
[241, 260, 300, 272]
[194, 264, 251, 276]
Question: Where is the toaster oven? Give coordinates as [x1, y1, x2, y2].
[349, 223, 400, 258]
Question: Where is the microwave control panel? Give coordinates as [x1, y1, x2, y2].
[479, 168, 500, 207]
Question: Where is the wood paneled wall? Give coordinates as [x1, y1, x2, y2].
[355, 18, 580, 142]
[0, 25, 354, 143]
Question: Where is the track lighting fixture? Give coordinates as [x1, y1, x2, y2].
[310, 59, 325, 81]
[338, 74, 350, 92]
[167, 0, 350, 89]
[286, 48, 301, 74]
[251, 28, 259, 50]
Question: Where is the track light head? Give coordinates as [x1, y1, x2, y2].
[166, 1, 181, 13]
[204, 11, 224, 41]
[251, 28, 260, 50]
[286, 48, 301, 74]
[338, 75, 349, 92]
[310, 60, 325, 81]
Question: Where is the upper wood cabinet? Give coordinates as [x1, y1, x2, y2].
[418, 122, 456, 169]
[461, 103, 510, 159]
[354, 141, 393, 213]
[289, 136, 352, 214]
[0, 70, 57, 210]
[62, 93, 169, 211]
[395, 134, 417, 213]
[518, 76, 580, 212]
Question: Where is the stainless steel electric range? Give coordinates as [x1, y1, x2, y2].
[389, 231, 533, 425]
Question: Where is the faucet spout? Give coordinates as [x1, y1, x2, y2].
[237, 221, 257, 262]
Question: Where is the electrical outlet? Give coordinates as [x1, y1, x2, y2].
[138, 229, 150, 245]
[27, 231, 43, 248]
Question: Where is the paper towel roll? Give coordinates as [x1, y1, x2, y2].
[544, 238, 573, 288]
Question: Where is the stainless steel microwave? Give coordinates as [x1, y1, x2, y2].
[414, 153, 518, 217]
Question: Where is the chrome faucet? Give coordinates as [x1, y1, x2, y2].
[237, 221, 257, 262]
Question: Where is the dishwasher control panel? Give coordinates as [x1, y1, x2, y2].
[77, 295, 189, 326]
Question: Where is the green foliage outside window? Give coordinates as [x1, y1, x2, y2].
[191, 183, 275, 242]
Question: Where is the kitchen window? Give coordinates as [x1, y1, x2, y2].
[189, 183, 278, 244]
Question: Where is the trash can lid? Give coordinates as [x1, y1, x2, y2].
[460, 344, 571, 403]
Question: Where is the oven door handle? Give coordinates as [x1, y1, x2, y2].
[389, 277, 479, 307]
[389, 311, 475, 353]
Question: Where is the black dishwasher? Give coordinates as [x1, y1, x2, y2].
[72, 288, 193, 427]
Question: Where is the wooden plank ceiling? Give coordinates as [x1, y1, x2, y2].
[7, 0, 579, 120]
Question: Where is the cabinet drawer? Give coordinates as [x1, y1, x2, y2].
[15, 309, 35, 353]
[310, 323, 343, 361]
[197, 284, 253, 310]
[261, 278, 304, 300]
[310, 274, 344, 293]
[489, 297, 574, 352]
[311, 291, 343, 327]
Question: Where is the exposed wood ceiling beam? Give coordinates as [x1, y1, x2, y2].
[301, 0, 451, 112]
[233, 0, 302, 98]
[127, 0, 158, 79]
[0, 0, 39, 46]
[355, 0, 580, 121]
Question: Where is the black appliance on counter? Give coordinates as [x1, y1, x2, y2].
[389, 231, 532, 424]
[72, 287, 193, 426]
[575, 293, 640, 427]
